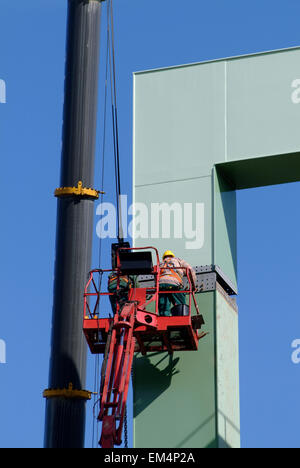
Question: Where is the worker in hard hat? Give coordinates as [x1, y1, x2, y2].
[108, 247, 138, 313]
[107, 272, 134, 314]
[158, 250, 197, 316]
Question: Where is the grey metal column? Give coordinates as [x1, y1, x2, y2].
[44, 0, 103, 448]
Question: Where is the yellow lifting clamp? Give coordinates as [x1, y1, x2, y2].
[43, 382, 94, 401]
[54, 181, 105, 200]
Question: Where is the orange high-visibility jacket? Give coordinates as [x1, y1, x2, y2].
[159, 257, 197, 288]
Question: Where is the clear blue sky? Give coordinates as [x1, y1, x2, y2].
[0, 0, 300, 448]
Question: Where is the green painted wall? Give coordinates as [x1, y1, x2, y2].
[213, 168, 237, 289]
[133, 292, 217, 448]
[133, 177, 212, 267]
[226, 49, 300, 161]
[216, 287, 240, 448]
[134, 47, 300, 184]
[132, 167, 239, 447]
[133, 60, 226, 185]
[132, 288, 240, 448]
[133, 46, 300, 448]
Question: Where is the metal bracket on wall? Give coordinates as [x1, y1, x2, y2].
[138, 265, 238, 296]
[193, 265, 238, 296]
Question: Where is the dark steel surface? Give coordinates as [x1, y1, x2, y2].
[44, 0, 102, 448]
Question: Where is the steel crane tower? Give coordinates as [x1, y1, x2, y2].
[44, 0, 104, 448]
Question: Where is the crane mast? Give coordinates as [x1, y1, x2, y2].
[44, 0, 104, 448]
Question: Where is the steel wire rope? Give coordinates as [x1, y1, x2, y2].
[92, 0, 124, 447]
[107, 0, 124, 242]
[91, 0, 111, 447]
[108, 1, 129, 444]
[110, 0, 122, 204]
[92, 0, 128, 448]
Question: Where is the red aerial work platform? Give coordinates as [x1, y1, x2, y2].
[83, 247, 206, 448]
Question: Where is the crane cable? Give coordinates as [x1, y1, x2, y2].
[108, 0, 128, 447]
[108, 0, 124, 243]
[92, 0, 128, 448]
[92, 0, 110, 448]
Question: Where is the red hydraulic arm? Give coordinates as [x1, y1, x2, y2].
[98, 301, 136, 448]
[97, 287, 158, 448]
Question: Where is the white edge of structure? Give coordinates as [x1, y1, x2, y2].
[132, 45, 300, 76]
[132, 73, 136, 248]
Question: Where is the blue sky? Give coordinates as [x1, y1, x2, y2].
[0, 0, 300, 448]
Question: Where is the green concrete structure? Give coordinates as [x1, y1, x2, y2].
[132, 47, 300, 448]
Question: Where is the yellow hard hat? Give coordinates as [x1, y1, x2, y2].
[162, 250, 175, 259]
